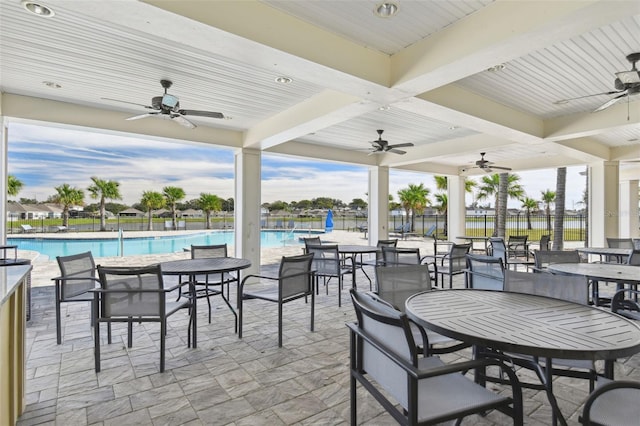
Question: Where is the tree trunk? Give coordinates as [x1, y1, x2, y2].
[206, 212, 211, 229]
[553, 167, 567, 250]
[147, 210, 153, 231]
[100, 199, 106, 231]
[496, 173, 508, 239]
[526, 210, 532, 230]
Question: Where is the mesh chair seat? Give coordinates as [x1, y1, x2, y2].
[580, 380, 640, 425]
[465, 254, 505, 290]
[348, 290, 523, 425]
[54, 251, 100, 344]
[239, 253, 315, 347]
[305, 244, 352, 307]
[432, 243, 471, 288]
[375, 265, 468, 356]
[497, 270, 598, 391]
[94, 264, 193, 373]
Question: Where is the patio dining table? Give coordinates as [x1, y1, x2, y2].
[406, 289, 640, 426]
[576, 247, 632, 263]
[338, 244, 379, 289]
[160, 257, 251, 348]
[547, 262, 640, 305]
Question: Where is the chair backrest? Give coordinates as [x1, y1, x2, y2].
[302, 236, 322, 249]
[533, 249, 580, 270]
[350, 289, 416, 409]
[538, 235, 551, 251]
[424, 224, 436, 237]
[626, 249, 640, 266]
[489, 237, 507, 261]
[278, 253, 314, 299]
[375, 239, 398, 262]
[504, 270, 588, 305]
[375, 265, 432, 313]
[305, 244, 340, 275]
[445, 243, 472, 272]
[56, 251, 97, 299]
[465, 254, 504, 290]
[191, 244, 228, 259]
[508, 235, 528, 244]
[97, 265, 165, 317]
[381, 247, 421, 265]
[607, 237, 634, 249]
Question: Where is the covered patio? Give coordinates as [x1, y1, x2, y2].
[1, 1, 639, 424]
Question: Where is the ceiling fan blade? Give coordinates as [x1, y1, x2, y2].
[388, 143, 414, 149]
[368, 150, 384, 155]
[126, 112, 159, 121]
[388, 149, 407, 155]
[483, 168, 493, 173]
[178, 109, 224, 119]
[103, 97, 155, 109]
[491, 165, 512, 171]
[553, 91, 623, 104]
[171, 114, 196, 129]
[593, 92, 628, 112]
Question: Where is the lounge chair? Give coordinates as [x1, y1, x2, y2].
[54, 225, 68, 232]
[20, 224, 35, 233]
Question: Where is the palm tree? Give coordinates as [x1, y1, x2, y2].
[476, 173, 524, 235]
[198, 193, 223, 229]
[87, 177, 121, 231]
[53, 184, 84, 226]
[541, 189, 556, 232]
[397, 183, 430, 231]
[163, 186, 186, 230]
[521, 197, 539, 230]
[553, 167, 567, 250]
[140, 191, 165, 231]
[8, 175, 24, 197]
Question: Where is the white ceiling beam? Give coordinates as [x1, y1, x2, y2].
[552, 137, 611, 161]
[390, 0, 639, 92]
[1, 94, 243, 148]
[243, 90, 367, 149]
[544, 101, 640, 141]
[264, 140, 378, 166]
[612, 145, 640, 161]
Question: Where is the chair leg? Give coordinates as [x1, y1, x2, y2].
[128, 318, 133, 348]
[278, 303, 283, 347]
[338, 276, 342, 307]
[93, 297, 101, 372]
[160, 319, 166, 372]
[55, 283, 62, 344]
[310, 291, 315, 332]
[238, 295, 243, 339]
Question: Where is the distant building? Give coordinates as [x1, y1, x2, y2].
[118, 208, 145, 217]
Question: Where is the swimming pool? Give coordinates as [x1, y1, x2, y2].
[9, 230, 316, 259]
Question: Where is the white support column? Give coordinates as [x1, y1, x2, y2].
[619, 179, 639, 238]
[589, 161, 619, 247]
[234, 148, 261, 276]
[1, 111, 7, 244]
[448, 176, 466, 241]
[368, 166, 389, 243]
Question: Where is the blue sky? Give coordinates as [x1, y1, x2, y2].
[7, 122, 586, 209]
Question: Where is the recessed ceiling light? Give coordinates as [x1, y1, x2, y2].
[378, 105, 391, 111]
[449, 126, 458, 130]
[42, 81, 61, 88]
[21, 1, 55, 17]
[275, 76, 292, 84]
[374, 2, 399, 18]
[487, 64, 506, 72]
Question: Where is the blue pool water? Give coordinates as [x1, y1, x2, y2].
[9, 230, 314, 259]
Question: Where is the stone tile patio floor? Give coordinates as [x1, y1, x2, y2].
[17, 241, 640, 425]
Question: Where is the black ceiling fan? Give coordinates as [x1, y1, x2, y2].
[465, 152, 512, 173]
[103, 80, 224, 129]
[553, 52, 640, 112]
[368, 129, 414, 155]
